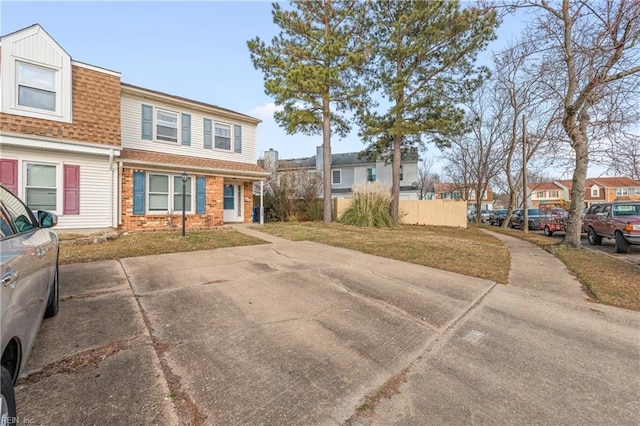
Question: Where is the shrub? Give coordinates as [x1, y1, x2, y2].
[340, 182, 395, 228]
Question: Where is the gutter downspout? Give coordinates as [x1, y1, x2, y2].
[109, 149, 114, 228]
[260, 180, 264, 225]
[118, 160, 123, 226]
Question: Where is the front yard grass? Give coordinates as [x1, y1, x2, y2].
[258, 222, 510, 284]
[59, 229, 267, 265]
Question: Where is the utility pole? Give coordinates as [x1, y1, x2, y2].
[522, 114, 528, 233]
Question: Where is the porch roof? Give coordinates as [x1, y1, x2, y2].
[119, 149, 269, 180]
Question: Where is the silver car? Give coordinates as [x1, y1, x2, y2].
[1, 184, 59, 423]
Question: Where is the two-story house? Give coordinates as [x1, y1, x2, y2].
[1, 24, 268, 232]
[1, 25, 122, 231]
[263, 147, 420, 199]
[555, 177, 640, 208]
[526, 182, 565, 209]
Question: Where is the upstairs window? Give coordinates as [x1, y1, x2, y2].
[332, 170, 342, 185]
[615, 188, 629, 196]
[537, 191, 546, 198]
[215, 123, 231, 150]
[17, 62, 56, 112]
[367, 168, 376, 182]
[549, 190, 558, 198]
[156, 110, 178, 143]
[591, 187, 599, 197]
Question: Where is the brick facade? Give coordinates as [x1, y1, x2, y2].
[0, 65, 121, 146]
[120, 168, 255, 232]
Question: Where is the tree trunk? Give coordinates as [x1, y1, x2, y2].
[322, 95, 333, 223]
[563, 130, 588, 247]
[391, 134, 401, 223]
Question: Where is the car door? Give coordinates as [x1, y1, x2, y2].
[599, 205, 614, 237]
[0, 189, 49, 357]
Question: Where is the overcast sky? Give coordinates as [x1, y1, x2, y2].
[2, 1, 612, 178]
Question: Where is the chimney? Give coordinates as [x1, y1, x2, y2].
[264, 148, 278, 174]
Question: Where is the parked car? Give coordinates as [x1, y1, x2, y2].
[468, 209, 491, 223]
[582, 202, 640, 253]
[509, 208, 546, 230]
[1, 185, 59, 423]
[489, 209, 508, 226]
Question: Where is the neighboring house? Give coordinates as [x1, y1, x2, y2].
[1, 24, 122, 231]
[1, 24, 267, 232]
[262, 147, 420, 200]
[555, 177, 640, 208]
[527, 182, 566, 209]
[434, 183, 494, 211]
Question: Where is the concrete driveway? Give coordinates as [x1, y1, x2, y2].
[15, 239, 640, 425]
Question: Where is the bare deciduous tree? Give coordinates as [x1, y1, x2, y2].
[517, 0, 640, 247]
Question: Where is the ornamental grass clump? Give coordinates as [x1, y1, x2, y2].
[340, 182, 395, 228]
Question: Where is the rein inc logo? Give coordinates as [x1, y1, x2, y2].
[4, 417, 35, 425]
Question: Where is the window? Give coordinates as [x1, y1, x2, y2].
[215, 123, 231, 150]
[332, 169, 342, 185]
[156, 110, 178, 143]
[148, 175, 169, 211]
[17, 62, 56, 112]
[549, 190, 558, 198]
[25, 163, 56, 210]
[591, 187, 599, 197]
[147, 174, 193, 213]
[367, 168, 376, 182]
[635, 187, 640, 195]
[615, 188, 629, 196]
[223, 184, 234, 209]
[537, 191, 546, 198]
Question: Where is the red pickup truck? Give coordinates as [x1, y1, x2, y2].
[582, 202, 640, 253]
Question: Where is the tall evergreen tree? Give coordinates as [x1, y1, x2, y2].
[358, 0, 498, 222]
[248, 0, 369, 223]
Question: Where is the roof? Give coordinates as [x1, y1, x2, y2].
[528, 182, 563, 191]
[119, 149, 268, 179]
[277, 151, 416, 170]
[588, 177, 640, 187]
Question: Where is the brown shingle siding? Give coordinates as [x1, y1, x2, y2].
[0, 65, 121, 146]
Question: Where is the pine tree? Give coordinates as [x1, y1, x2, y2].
[248, 0, 369, 223]
[358, 0, 498, 222]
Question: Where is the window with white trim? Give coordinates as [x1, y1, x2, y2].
[549, 190, 558, 198]
[615, 188, 629, 196]
[332, 169, 342, 185]
[156, 110, 178, 143]
[147, 174, 193, 213]
[367, 168, 376, 182]
[25, 163, 57, 210]
[215, 123, 231, 150]
[17, 62, 56, 112]
[591, 187, 599, 197]
[537, 191, 546, 198]
[635, 187, 640, 195]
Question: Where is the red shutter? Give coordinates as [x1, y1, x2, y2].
[0, 159, 18, 194]
[63, 165, 80, 215]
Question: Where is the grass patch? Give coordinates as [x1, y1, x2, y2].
[59, 230, 267, 265]
[257, 222, 510, 284]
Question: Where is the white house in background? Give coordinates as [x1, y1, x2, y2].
[263, 146, 420, 200]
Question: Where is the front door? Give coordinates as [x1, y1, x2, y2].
[223, 183, 243, 222]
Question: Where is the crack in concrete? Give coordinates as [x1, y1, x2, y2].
[119, 259, 207, 426]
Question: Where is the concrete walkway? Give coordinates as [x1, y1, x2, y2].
[231, 223, 291, 244]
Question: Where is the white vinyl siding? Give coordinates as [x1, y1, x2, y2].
[121, 95, 258, 164]
[1, 146, 116, 230]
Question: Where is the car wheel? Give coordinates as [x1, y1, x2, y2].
[44, 263, 59, 318]
[1, 366, 17, 425]
[587, 227, 602, 245]
[615, 231, 630, 254]
[544, 226, 553, 237]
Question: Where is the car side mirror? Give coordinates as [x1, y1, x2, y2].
[37, 211, 58, 228]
